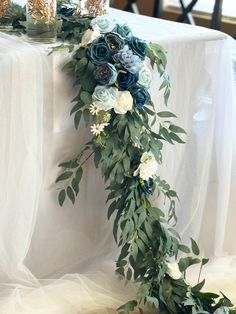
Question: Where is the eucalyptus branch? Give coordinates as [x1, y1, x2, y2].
[80, 150, 95, 167]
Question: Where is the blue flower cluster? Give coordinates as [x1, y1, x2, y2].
[85, 16, 151, 110]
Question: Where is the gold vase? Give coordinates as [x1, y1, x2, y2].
[76, 0, 109, 17]
[0, 0, 12, 30]
[26, 0, 57, 43]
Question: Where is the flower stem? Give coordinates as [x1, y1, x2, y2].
[80, 150, 95, 167]
[197, 262, 203, 283]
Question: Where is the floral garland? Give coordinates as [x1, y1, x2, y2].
[3, 2, 236, 314]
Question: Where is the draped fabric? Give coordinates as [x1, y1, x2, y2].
[0, 9, 235, 313]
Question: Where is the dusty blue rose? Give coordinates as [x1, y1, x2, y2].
[129, 37, 147, 60]
[113, 45, 143, 74]
[132, 88, 150, 109]
[92, 85, 118, 111]
[90, 15, 116, 34]
[138, 66, 152, 88]
[117, 70, 138, 91]
[87, 39, 111, 65]
[112, 24, 133, 40]
[93, 63, 118, 85]
[104, 32, 125, 54]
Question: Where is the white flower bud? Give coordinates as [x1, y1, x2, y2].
[166, 262, 182, 280]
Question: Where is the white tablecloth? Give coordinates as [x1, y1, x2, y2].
[0, 9, 235, 313]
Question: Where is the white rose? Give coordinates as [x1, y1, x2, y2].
[214, 307, 229, 314]
[133, 152, 158, 181]
[138, 66, 152, 89]
[166, 262, 182, 280]
[91, 15, 116, 34]
[80, 25, 101, 47]
[92, 86, 118, 111]
[114, 91, 133, 114]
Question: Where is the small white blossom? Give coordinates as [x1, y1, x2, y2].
[80, 25, 101, 47]
[114, 91, 133, 114]
[91, 123, 109, 136]
[141, 126, 151, 134]
[166, 262, 182, 280]
[133, 152, 158, 181]
[89, 104, 100, 115]
[133, 142, 142, 149]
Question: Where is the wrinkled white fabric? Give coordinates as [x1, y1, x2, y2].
[0, 8, 235, 313]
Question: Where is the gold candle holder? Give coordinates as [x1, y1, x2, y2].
[26, 0, 57, 43]
[76, 0, 109, 17]
[0, 0, 12, 30]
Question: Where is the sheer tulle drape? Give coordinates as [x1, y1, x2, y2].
[0, 10, 236, 313]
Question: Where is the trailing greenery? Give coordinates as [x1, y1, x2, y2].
[55, 43, 235, 314]
[3, 2, 235, 314]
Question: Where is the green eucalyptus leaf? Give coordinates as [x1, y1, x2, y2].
[67, 186, 75, 204]
[169, 132, 185, 144]
[56, 171, 73, 183]
[107, 200, 117, 219]
[169, 124, 186, 134]
[161, 127, 173, 144]
[70, 101, 85, 115]
[80, 91, 92, 105]
[202, 258, 209, 266]
[74, 110, 82, 129]
[191, 238, 200, 256]
[131, 242, 138, 261]
[75, 167, 83, 184]
[75, 57, 88, 73]
[146, 296, 159, 309]
[178, 244, 191, 254]
[157, 111, 177, 118]
[59, 160, 78, 169]
[117, 300, 138, 312]
[83, 109, 90, 127]
[192, 279, 206, 293]
[71, 178, 79, 195]
[126, 268, 132, 281]
[58, 189, 66, 207]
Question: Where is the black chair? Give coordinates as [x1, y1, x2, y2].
[123, 0, 225, 31]
[210, 0, 224, 29]
[123, 0, 140, 14]
[177, 0, 198, 24]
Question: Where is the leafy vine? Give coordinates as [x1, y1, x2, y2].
[2, 2, 235, 314]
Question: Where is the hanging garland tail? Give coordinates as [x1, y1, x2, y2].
[2, 2, 236, 314]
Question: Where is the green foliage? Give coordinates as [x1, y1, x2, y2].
[4, 3, 234, 313]
[146, 43, 171, 105]
[3, 4, 228, 314]
[53, 17, 235, 314]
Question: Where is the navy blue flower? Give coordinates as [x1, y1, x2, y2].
[87, 39, 111, 65]
[117, 70, 138, 91]
[93, 63, 118, 85]
[129, 37, 147, 60]
[141, 178, 154, 196]
[132, 88, 150, 109]
[104, 32, 125, 54]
